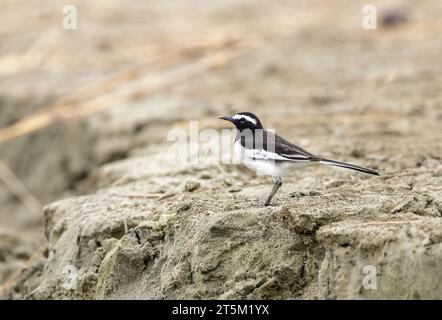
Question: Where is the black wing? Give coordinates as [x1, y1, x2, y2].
[264, 130, 318, 161]
[238, 130, 317, 161]
[239, 130, 379, 175]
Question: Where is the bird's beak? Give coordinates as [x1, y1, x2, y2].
[218, 115, 234, 122]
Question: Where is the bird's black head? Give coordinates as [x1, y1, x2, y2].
[218, 112, 263, 131]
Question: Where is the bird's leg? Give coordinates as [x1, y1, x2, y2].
[264, 175, 283, 206]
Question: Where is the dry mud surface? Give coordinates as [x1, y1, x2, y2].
[1, 0, 442, 299]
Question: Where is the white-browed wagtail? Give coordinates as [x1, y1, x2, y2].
[219, 112, 379, 206]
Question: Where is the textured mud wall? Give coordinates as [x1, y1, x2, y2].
[9, 143, 442, 299]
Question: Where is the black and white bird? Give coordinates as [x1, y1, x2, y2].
[219, 112, 379, 206]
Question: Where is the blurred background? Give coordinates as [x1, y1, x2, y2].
[1, 0, 442, 297]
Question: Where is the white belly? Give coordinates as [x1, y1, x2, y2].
[234, 140, 280, 177]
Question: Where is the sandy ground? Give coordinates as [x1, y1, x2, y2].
[1, 0, 442, 299]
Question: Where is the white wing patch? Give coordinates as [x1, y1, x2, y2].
[280, 153, 310, 160]
[247, 149, 312, 162]
[232, 114, 257, 125]
[233, 140, 311, 176]
[245, 148, 288, 161]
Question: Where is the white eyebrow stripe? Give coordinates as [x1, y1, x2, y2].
[233, 114, 257, 125]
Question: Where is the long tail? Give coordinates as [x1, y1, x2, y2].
[318, 158, 379, 176]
